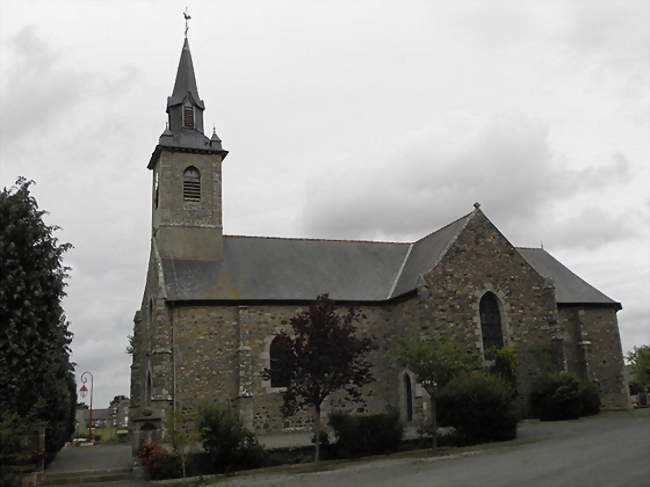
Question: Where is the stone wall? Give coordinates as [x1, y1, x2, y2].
[153, 149, 225, 261]
[133, 209, 629, 446]
[559, 305, 629, 409]
[170, 303, 412, 433]
[165, 211, 570, 434]
[393, 211, 563, 413]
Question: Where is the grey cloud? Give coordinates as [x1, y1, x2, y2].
[300, 113, 635, 250]
[539, 207, 635, 251]
[561, 0, 649, 98]
[0, 27, 141, 149]
[0, 27, 89, 144]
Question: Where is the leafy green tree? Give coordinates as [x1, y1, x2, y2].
[0, 178, 75, 459]
[109, 395, 129, 409]
[163, 410, 199, 478]
[262, 294, 376, 462]
[626, 345, 650, 390]
[395, 336, 480, 448]
[489, 345, 518, 398]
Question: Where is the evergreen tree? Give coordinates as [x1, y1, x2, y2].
[0, 178, 75, 459]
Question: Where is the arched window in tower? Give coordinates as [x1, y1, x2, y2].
[183, 166, 201, 201]
[269, 335, 292, 388]
[183, 106, 194, 128]
[479, 292, 504, 360]
[154, 171, 159, 209]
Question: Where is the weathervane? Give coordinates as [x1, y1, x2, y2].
[183, 6, 191, 38]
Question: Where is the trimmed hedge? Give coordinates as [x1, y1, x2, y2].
[531, 373, 582, 420]
[437, 372, 518, 443]
[578, 380, 601, 416]
[531, 373, 601, 420]
[329, 411, 403, 457]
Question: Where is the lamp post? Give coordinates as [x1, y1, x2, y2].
[79, 371, 94, 442]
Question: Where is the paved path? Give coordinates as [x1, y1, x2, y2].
[218, 411, 650, 487]
[46, 444, 133, 473]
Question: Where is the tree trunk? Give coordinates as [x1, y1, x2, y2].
[430, 390, 437, 449]
[314, 404, 321, 463]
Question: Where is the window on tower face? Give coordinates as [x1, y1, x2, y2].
[183, 166, 201, 201]
[479, 292, 504, 360]
[154, 172, 159, 209]
[183, 106, 194, 128]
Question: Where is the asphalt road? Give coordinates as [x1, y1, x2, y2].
[221, 411, 650, 487]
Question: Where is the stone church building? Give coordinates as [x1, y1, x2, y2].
[129, 37, 629, 444]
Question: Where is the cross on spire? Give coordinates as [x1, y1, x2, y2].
[183, 6, 191, 38]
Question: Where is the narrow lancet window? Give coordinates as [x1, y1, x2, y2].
[183, 166, 201, 201]
[404, 373, 413, 422]
[269, 335, 291, 388]
[479, 292, 504, 360]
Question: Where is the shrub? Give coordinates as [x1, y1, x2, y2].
[490, 346, 518, 398]
[197, 403, 266, 473]
[530, 373, 582, 421]
[146, 453, 182, 480]
[577, 380, 601, 416]
[437, 372, 518, 443]
[136, 441, 173, 480]
[0, 472, 22, 487]
[328, 410, 403, 458]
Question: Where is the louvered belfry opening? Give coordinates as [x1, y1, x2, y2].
[183, 166, 201, 201]
[480, 292, 504, 360]
[183, 106, 194, 128]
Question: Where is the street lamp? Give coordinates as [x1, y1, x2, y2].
[79, 371, 94, 442]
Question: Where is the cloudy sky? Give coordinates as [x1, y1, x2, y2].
[1, 0, 648, 408]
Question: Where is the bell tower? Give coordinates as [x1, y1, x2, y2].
[147, 35, 228, 261]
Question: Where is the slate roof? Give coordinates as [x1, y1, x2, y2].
[159, 212, 618, 307]
[167, 38, 204, 110]
[162, 237, 411, 301]
[517, 247, 620, 307]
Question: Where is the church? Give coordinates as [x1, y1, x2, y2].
[129, 35, 629, 445]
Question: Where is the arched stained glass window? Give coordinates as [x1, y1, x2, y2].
[183, 166, 201, 201]
[480, 292, 504, 360]
[269, 335, 292, 388]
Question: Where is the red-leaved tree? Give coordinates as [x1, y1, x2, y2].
[263, 294, 376, 462]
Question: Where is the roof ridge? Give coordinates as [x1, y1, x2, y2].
[223, 234, 411, 245]
[411, 211, 474, 244]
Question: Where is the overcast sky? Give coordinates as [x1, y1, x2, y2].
[1, 0, 648, 408]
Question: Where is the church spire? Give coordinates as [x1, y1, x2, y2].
[149, 15, 226, 169]
[167, 37, 204, 112]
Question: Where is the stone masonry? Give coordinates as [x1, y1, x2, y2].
[128, 35, 629, 451]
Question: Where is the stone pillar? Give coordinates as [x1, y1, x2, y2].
[237, 306, 254, 429]
[150, 301, 173, 402]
